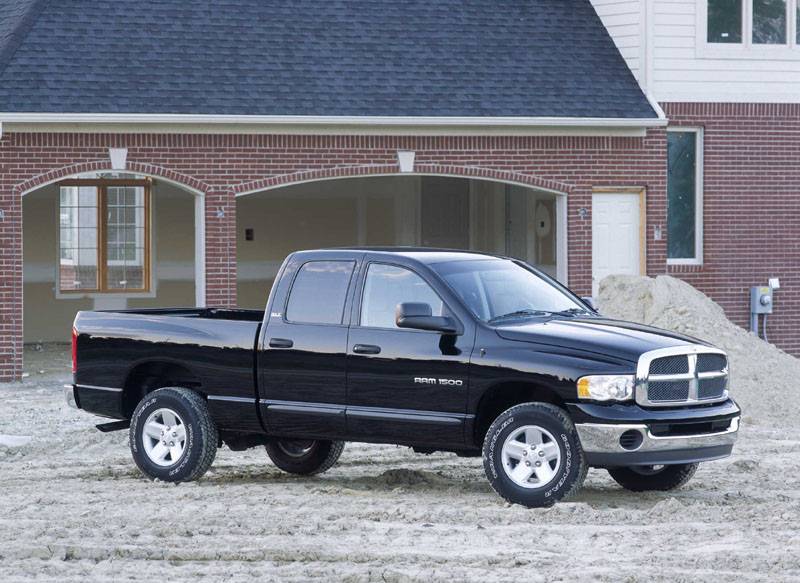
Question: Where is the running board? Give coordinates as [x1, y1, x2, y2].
[95, 420, 130, 433]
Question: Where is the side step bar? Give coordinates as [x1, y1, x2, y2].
[95, 420, 130, 433]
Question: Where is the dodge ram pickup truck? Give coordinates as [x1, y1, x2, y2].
[67, 248, 740, 507]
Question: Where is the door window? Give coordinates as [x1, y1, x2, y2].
[285, 261, 355, 325]
[360, 264, 444, 329]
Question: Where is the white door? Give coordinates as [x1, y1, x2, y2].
[592, 193, 641, 297]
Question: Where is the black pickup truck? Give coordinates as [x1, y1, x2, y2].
[67, 248, 740, 507]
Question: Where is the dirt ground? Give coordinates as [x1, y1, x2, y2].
[1, 344, 799, 582]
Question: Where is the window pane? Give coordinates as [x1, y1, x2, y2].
[59, 186, 98, 291]
[285, 261, 355, 324]
[360, 264, 444, 329]
[105, 186, 147, 290]
[667, 132, 698, 260]
[708, 0, 743, 43]
[796, 3, 799, 43]
[753, 0, 787, 44]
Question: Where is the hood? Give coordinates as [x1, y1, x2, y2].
[495, 317, 707, 363]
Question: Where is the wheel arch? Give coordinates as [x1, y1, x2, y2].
[472, 381, 566, 448]
[122, 360, 203, 418]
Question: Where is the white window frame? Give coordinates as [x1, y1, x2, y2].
[666, 127, 704, 266]
[698, 0, 799, 59]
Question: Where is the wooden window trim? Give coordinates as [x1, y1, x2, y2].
[58, 178, 152, 294]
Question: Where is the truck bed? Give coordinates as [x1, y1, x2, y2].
[72, 307, 265, 430]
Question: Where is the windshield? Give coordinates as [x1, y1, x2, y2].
[430, 259, 590, 323]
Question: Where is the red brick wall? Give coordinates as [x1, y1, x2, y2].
[0, 130, 667, 380]
[664, 103, 800, 355]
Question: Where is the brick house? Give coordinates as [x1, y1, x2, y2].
[0, 0, 796, 381]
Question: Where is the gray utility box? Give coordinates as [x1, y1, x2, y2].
[751, 286, 774, 315]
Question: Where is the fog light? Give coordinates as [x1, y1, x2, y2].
[619, 429, 644, 451]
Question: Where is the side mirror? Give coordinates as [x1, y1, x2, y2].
[581, 296, 597, 311]
[396, 302, 458, 334]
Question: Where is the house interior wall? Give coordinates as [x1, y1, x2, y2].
[236, 176, 559, 309]
[22, 181, 196, 342]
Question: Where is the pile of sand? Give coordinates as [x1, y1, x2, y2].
[597, 275, 799, 427]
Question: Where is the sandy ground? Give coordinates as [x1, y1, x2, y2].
[1, 343, 799, 582]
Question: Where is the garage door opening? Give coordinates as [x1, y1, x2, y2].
[236, 175, 566, 309]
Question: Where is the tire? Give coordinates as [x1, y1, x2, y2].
[482, 402, 587, 508]
[607, 463, 698, 492]
[129, 387, 218, 483]
[265, 439, 345, 476]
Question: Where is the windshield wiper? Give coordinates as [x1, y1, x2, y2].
[488, 307, 593, 324]
[546, 308, 594, 318]
[488, 309, 549, 324]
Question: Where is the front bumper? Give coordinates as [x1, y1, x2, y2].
[576, 416, 739, 467]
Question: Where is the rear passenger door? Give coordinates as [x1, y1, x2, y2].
[258, 256, 358, 439]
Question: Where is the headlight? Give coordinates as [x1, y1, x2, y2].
[577, 375, 635, 401]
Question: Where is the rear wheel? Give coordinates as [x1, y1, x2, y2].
[607, 463, 698, 492]
[482, 402, 587, 508]
[129, 387, 218, 482]
[265, 439, 344, 475]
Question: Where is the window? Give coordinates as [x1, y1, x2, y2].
[753, 0, 787, 43]
[705, 0, 798, 48]
[431, 259, 585, 322]
[708, 0, 744, 42]
[667, 130, 703, 264]
[360, 264, 444, 329]
[285, 261, 354, 325]
[59, 180, 150, 293]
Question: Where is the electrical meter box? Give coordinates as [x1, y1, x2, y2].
[751, 286, 773, 315]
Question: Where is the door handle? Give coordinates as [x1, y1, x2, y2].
[352, 344, 381, 355]
[269, 338, 294, 349]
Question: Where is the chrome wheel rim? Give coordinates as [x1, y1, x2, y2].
[142, 408, 187, 467]
[276, 439, 315, 458]
[501, 425, 562, 489]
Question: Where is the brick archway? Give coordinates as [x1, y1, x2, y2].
[13, 160, 212, 197]
[232, 164, 572, 197]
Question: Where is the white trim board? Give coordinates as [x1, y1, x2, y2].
[0, 113, 666, 136]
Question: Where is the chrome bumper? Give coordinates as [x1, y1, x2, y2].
[576, 417, 739, 455]
[64, 384, 78, 409]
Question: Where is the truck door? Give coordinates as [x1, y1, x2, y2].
[346, 260, 473, 447]
[257, 256, 359, 439]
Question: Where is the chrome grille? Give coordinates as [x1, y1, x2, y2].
[698, 376, 728, 400]
[697, 354, 727, 373]
[636, 346, 729, 407]
[649, 356, 689, 376]
[648, 380, 691, 401]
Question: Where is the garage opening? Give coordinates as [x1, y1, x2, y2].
[22, 174, 204, 344]
[236, 175, 566, 308]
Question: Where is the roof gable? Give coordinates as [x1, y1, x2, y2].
[0, 0, 657, 119]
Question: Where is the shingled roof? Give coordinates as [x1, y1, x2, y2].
[0, 0, 658, 119]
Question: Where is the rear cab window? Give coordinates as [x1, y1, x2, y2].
[285, 260, 355, 325]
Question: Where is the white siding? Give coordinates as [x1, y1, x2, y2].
[650, 0, 800, 102]
[591, 0, 645, 85]
[594, 0, 800, 103]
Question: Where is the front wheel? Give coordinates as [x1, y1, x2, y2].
[265, 439, 344, 475]
[129, 387, 219, 483]
[607, 463, 698, 492]
[482, 402, 587, 508]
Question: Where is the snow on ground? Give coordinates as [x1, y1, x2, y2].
[2, 280, 800, 582]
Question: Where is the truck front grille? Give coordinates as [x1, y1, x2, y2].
[648, 380, 691, 402]
[637, 347, 729, 408]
